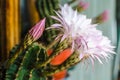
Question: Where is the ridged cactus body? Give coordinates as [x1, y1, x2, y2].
[37, 0, 59, 44]
[5, 43, 47, 80]
[3, 39, 78, 80]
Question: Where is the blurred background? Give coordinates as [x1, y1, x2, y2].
[0, 0, 120, 80]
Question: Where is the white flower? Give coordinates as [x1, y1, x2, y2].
[78, 29, 115, 64]
[47, 4, 115, 64]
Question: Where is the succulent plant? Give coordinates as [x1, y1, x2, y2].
[0, 1, 113, 80]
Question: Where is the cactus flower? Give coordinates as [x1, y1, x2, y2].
[47, 4, 115, 64]
[77, 30, 115, 64]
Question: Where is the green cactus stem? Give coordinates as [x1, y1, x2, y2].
[5, 43, 40, 80]
[37, 0, 59, 44]
[5, 48, 26, 80]
[15, 43, 40, 80]
[6, 44, 24, 68]
[9, 44, 20, 58]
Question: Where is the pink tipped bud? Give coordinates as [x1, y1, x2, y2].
[77, 1, 89, 11]
[101, 10, 109, 22]
[92, 10, 109, 24]
[24, 18, 45, 48]
[29, 18, 46, 41]
[76, 1, 89, 12]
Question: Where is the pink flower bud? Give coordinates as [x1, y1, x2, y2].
[101, 10, 109, 22]
[93, 10, 109, 24]
[78, 1, 89, 10]
[29, 18, 46, 41]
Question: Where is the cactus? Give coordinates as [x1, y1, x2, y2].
[4, 43, 47, 80]
[37, 0, 59, 44]
[2, 39, 74, 80]
[2, 30, 78, 80]
[1, 17, 74, 80]
[0, 1, 113, 80]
